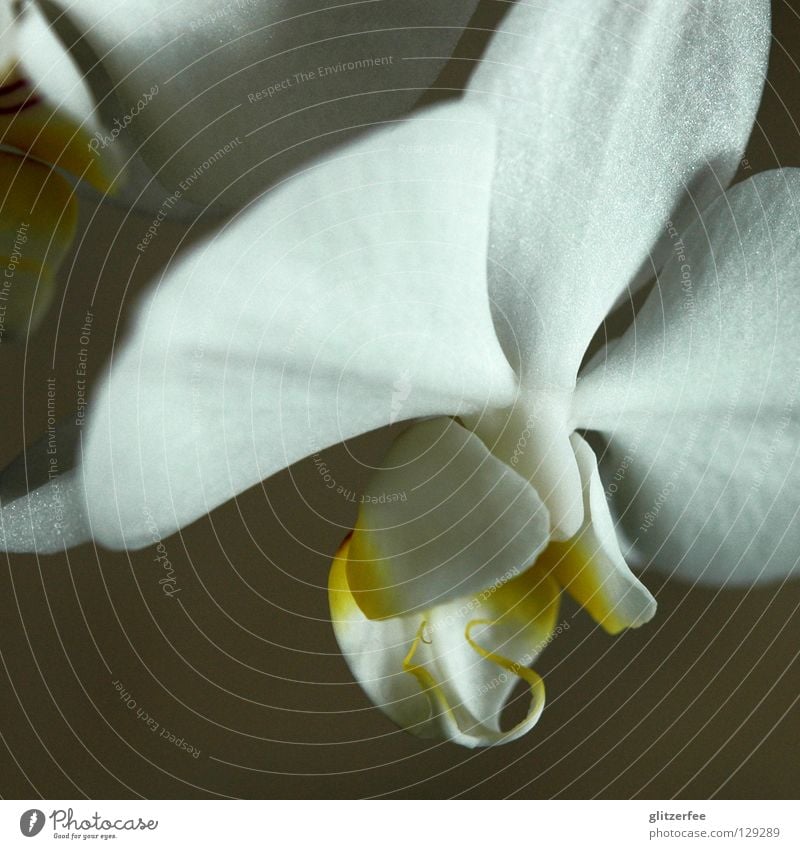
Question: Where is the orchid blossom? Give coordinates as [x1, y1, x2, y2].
[3, 1, 798, 748]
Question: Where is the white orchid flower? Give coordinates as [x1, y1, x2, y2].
[1, 0, 479, 335]
[3, 1, 796, 748]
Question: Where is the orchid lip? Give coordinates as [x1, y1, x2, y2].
[0, 61, 118, 193]
[328, 416, 657, 744]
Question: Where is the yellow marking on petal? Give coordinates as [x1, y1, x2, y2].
[400, 619, 459, 735]
[1, 63, 117, 194]
[344, 520, 402, 621]
[465, 618, 546, 720]
[401, 568, 560, 741]
[401, 614, 550, 744]
[1, 254, 40, 275]
[328, 535, 358, 619]
[481, 561, 562, 637]
[0, 150, 77, 341]
[537, 537, 630, 635]
[345, 516, 564, 623]
[330, 529, 564, 744]
[402, 620, 430, 672]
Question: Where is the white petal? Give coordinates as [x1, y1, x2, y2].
[467, 0, 769, 388]
[330, 537, 561, 747]
[574, 170, 800, 585]
[1, 1, 14, 67]
[17, 2, 103, 144]
[45, 0, 479, 207]
[1, 102, 517, 552]
[535, 434, 656, 634]
[345, 418, 550, 619]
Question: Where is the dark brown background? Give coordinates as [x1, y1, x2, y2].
[0, 0, 798, 799]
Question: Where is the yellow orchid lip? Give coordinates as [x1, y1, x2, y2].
[328, 533, 358, 619]
[328, 416, 657, 746]
[538, 537, 633, 635]
[0, 150, 78, 341]
[344, 525, 401, 621]
[1, 63, 118, 194]
[330, 510, 645, 746]
[330, 532, 563, 745]
[0, 58, 122, 339]
[0, 73, 37, 108]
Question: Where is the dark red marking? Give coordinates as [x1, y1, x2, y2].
[0, 96, 42, 116]
[0, 78, 28, 97]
